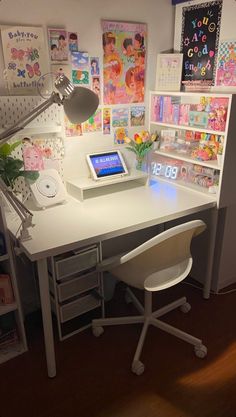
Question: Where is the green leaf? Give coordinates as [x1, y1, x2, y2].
[0, 144, 11, 157]
[21, 171, 39, 182]
[0, 140, 21, 157]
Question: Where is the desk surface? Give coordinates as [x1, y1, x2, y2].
[7, 179, 216, 261]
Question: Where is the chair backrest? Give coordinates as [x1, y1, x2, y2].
[105, 220, 206, 290]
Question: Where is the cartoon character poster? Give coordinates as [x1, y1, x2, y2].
[48, 28, 68, 61]
[82, 108, 102, 133]
[215, 40, 236, 86]
[1, 26, 48, 94]
[71, 51, 89, 85]
[130, 106, 145, 126]
[112, 108, 129, 127]
[103, 108, 111, 134]
[102, 20, 146, 104]
[64, 114, 82, 137]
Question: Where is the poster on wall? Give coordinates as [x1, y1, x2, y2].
[0, 26, 48, 94]
[215, 40, 236, 87]
[155, 53, 183, 91]
[71, 51, 89, 85]
[101, 20, 146, 105]
[180, 1, 222, 90]
[48, 28, 68, 62]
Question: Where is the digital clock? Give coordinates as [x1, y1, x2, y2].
[151, 161, 180, 180]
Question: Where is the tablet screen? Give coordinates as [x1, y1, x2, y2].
[87, 150, 128, 180]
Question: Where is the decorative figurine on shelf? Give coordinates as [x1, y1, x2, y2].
[125, 130, 158, 170]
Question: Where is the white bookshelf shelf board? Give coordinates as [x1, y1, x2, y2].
[155, 150, 221, 170]
[151, 121, 225, 136]
[0, 342, 26, 365]
[151, 175, 217, 196]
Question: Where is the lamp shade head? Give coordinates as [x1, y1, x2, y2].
[63, 86, 99, 124]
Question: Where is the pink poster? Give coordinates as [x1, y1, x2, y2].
[102, 20, 146, 105]
[216, 40, 236, 86]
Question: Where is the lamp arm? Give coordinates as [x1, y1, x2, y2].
[0, 92, 62, 145]
[0, 178, 33, 241]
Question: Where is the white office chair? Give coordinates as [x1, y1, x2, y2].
[92, 220, 207, 375]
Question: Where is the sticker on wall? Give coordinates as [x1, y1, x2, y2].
[102, 20, 146, 104]
[48, 28, 69, 62]
[130, 106, 145, 126]
[103, 108, 111, 134]
[112, 108, 129, 127]
[0, 26, 48, 94]
[215, 40, 236, 86]
[114, 127, 128, 144]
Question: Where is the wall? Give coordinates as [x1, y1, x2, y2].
[0, 0, 175, 180]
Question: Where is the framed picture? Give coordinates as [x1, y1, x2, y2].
[155, 53, 183, 91]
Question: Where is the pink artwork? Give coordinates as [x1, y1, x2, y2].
[102, 20, 146, 104]
[23, 144, 44, 171]
[216, 41, 236, 86]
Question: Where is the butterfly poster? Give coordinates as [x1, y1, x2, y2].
[0, 26, 48, 94]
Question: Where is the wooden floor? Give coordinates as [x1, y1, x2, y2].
[0, 281, 236, 417]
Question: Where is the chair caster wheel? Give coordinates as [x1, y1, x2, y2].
[132, 360, 145, 375]
[180, 302, 191, 313]
[92, 326, 104, 337]
[194, 344, 207, 358]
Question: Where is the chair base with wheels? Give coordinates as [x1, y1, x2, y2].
[93, 287, 207, 375]
[92, 220, 208, 375]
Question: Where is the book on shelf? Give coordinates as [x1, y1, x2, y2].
[0, 328, 18, 349]
[0, 274, 14, 305]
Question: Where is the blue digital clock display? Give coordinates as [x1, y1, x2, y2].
[151, 162, 179, 180]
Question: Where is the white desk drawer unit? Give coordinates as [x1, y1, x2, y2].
[49, 271, 99, 302]
[58, 293, 101, 323]
[48, 244, 104, 340]
[50, 246, 99, 280]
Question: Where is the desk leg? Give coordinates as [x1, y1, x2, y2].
[203, 208, 218, 299]
[37, 258, 56, 378]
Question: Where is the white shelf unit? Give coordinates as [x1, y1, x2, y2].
[149, 91, 236, 292]
[48, 243, 104, 341]
[149, 91, 236, 209]
[0, 202, 27, 364]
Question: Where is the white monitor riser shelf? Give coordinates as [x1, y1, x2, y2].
[66, 168, 149, 201]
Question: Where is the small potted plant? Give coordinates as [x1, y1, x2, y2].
[0, 141, 39, 190]
[125, 130, 158, 170]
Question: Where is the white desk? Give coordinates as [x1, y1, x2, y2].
[7, 179, 216, 377]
